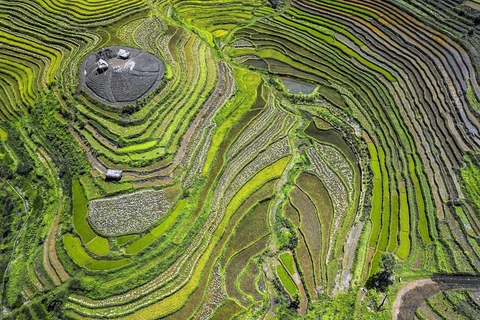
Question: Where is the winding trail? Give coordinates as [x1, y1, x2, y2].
[393, 276, 480, 320]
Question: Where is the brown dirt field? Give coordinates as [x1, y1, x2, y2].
[47, 205, 70, 282]
[362, 131, 373, 143]
[43, 218, 61, 285]
[286, 250, 308, 316]
[290, 187, 323, 285]
[416, 301, 442, 320]
[22, 285, 33, 298]
[296, 229, 317, 299]
[413, 252, 422, 269]
[394, 276, 480, 320]
[36, 147, 69, 283]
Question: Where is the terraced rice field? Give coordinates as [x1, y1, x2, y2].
[0, 0, 479, 319]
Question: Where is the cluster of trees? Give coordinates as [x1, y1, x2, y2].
[30, 92, 88, 185]
[367, 253, 397, 292]
[0, 181, 20, 287]
[275, 211, 298, 251]
[0, 123, 35, 177]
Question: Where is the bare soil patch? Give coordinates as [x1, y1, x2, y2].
[80, 46, 164, 107]
[394, 276, 480, 320]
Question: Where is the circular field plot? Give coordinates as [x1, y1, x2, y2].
[80, 46, 164, 106]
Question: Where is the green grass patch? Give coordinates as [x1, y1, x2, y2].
[85, 236, 110, 256]
[93, 176, 135, 196]
[409, 155, 430, 244]
[85, 258, 132, 271]
[63, 234, 132, 270]
[0, 127, 6, 141]
[150, 199, 188, 238]
[397, 187, 410, 260]
[461, 155, 480, 211]
[116, 140, 158, 153]
[387, 194, 399, 252]
[368, 143, 383, 247]
[72, 180, 96, 243]
[63, 233, 91, 267]
[369, 250, 383, 276]
[124, 233, 157, 255]
[279, 252, 295, 275]
[79, 176, 104, 200]
[116, 235, 138, 246]
[276, 263, 297, 297]
[377, 147, 390, 251]
[397, 231, 410, 260]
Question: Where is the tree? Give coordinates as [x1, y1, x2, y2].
[366, 253, 397, 292]
[380, 252, 396, 274]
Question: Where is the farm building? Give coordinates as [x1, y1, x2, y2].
[117, 49, 130, 59]
[97, 59, 109, 72]
[105, 169, 122, 181]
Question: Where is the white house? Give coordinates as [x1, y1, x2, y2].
[97, 59, 109, 72]
[117, 49, 130, 59]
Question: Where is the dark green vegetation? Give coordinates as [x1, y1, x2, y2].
[0, 0, 479, 319]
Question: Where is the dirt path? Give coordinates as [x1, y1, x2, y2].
[393, 276, 480, 320]
[337, 221, 363, 293]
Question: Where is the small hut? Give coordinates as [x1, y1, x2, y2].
[117, 49, 130, 59]
[105, 169, 122, 181]
[97, 59, 109, 72]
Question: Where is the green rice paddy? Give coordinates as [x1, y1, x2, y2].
[1, 0, 479, 318]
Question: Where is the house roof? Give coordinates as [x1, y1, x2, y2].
[106, 169, 122, 178]
[97, 59, 108, 68]
[117, 49, 130, 58]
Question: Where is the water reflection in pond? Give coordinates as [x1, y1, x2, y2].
[280, 77, 316, 94]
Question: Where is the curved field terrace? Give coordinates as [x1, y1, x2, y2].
[80, 46, 165, 106]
